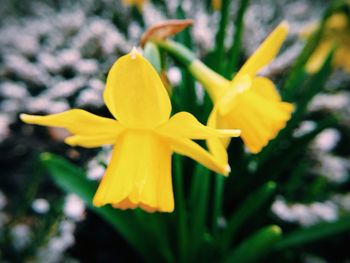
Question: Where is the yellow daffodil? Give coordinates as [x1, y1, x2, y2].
[212, 0, 221, 11]
[122, 0, 146, 11]
[155, 22, 294, 162]
[190, 22, 295, 159]
[303, 13, 350, 73]
[20, 48, 240, 213]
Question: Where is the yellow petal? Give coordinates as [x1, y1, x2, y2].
[156, 111, 240, 139]
[93, 130, 174, 212]
[223, 89, 294, 153]
[165, 136, 230, 176]
[122, 0, 146, 10]
[325, 13, 348, 30]
[206, 107, 231, 165]
[212, 0, 221, 10]
[250, 77, 281, 101]
[64, 134, 118, 148]
[104, 48, 171, 129]
[236, 21, 289, 79]
[334, 47, 350, 73]
[20, 109, 122, 147]
[306, 40, 333, 73]
[218, 74, 252, 116]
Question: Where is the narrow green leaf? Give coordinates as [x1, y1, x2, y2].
[173, 154, 189, 263]
[189, 164, 212, 261]
[225, 0, 250, 77]
[222, 225, 282, 263]
[212, 174, 225, 235]
[213, 0, 231, 73]
[218, 181, 277, 253]
[275, 216, 350, 250]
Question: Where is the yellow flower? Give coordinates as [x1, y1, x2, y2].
[20, 48, 240, 213]
[212, 0, 221, 11]
[304, 13, 350, 73]
[122, 0, 146, 11]
[187, 22, 294, 160]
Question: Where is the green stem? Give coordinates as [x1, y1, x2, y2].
[225, 0, 250, 77]
[173, 154, 189, 263]
[157, 40, 229, 102]
[189, 164, 211, 261]
[214, 0, 231, 73]
[212, 174, 225, 235]
[156, 40, 195, 67]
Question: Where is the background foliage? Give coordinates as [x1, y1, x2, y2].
[0, 0, 349, 262]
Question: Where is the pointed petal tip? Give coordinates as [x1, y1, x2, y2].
[216, 129, 241, 137]
[279, 20, 289, 32]
[232, 129, 241, 137]
[19, 113, 31, 122]
[271, 225, 282, 235]
[20, 113, 44, 124]
[221, 164, 231, 176]
[130, 46, 142, 59]
[40, 152, 52, 162]
[64, 136, 76, 146]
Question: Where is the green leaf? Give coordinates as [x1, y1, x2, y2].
[221, 225, 282, 263]
[213, 0, 231, 73]
[225, 0, 250, 77]
[212, 174, 225, 235]
[40, 153, 174, 263]
[189, 164, 212, 261]
[275, 216, 350, 250]
[173, 154, 189, 263]
[217, 181, 277, 253]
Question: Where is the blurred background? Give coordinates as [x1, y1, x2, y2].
[1, 0, 350, 262]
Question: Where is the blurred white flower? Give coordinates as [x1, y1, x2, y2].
[309, 91, 350, 112]
[192, 11, 216, 52]
[58, 49, 81, 67]
[0, 191, 7, 210]
[87, 159, 105, 180]
[309, 202, 338, 222]
[11, 224, 31, 251]
[272, 197, 339, 226]
[32, 198, 50, 214]
[311, 128, 341, 153]
[293, 120, 316, 138]
[0, 114, 10, 142]
[314, 154, 349, 183]
[74, 59, 98, 75]
[35, 217, 77, 263]
[76, 89, 103, 107]
[167, 67, 182, 86]
[0, 82, 29, 99]
[64, 194, 85, 221]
